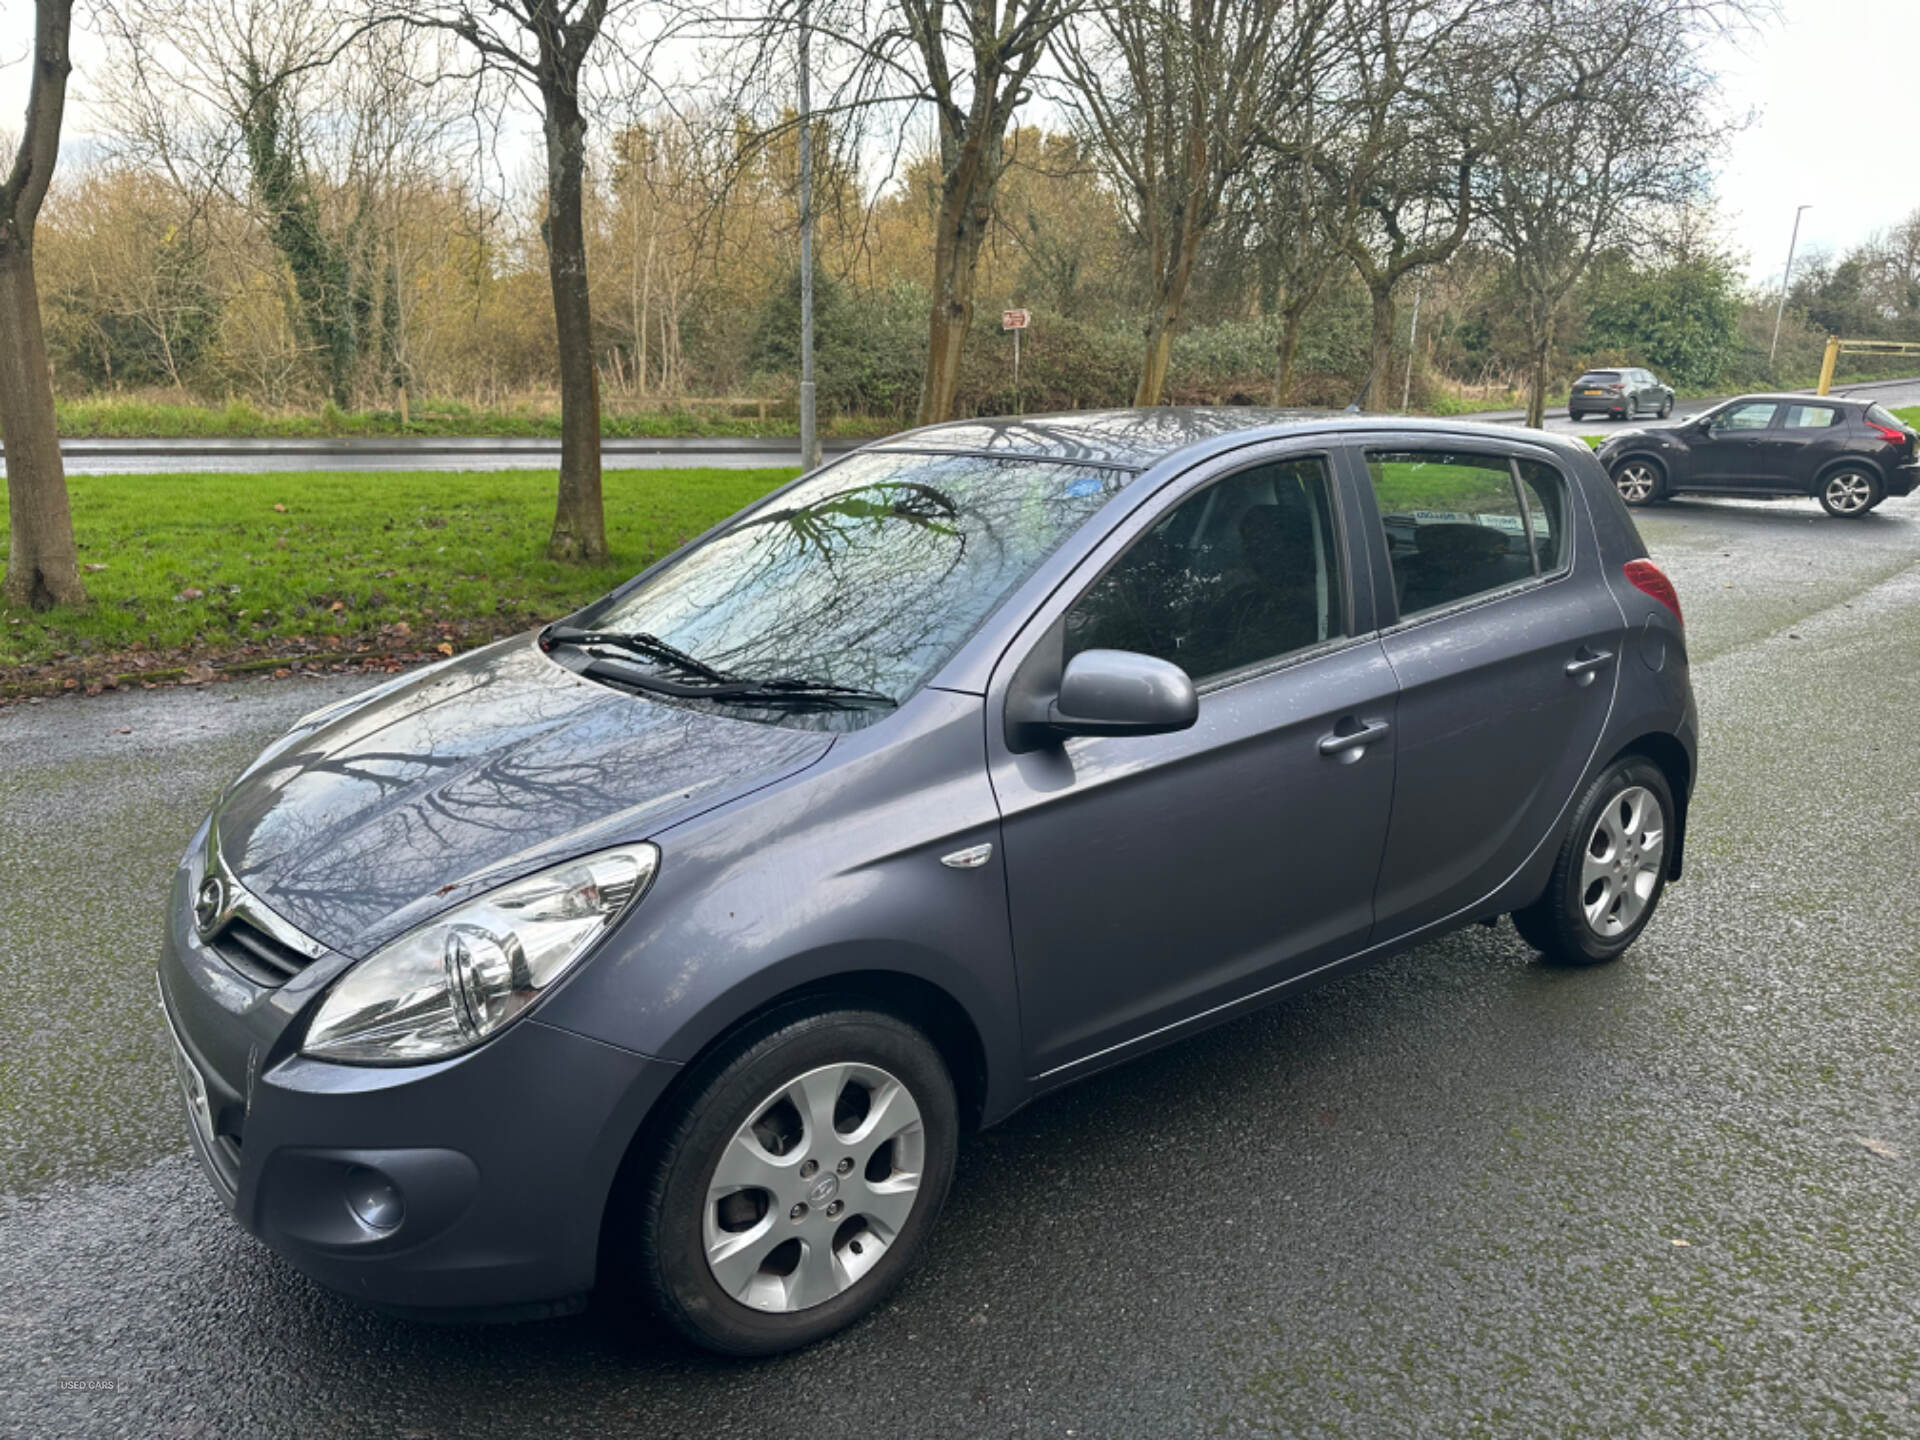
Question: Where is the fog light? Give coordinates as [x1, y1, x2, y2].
[344, 1165, 404, 1232]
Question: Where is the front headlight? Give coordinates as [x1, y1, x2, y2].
[303, 844, 658, 1064]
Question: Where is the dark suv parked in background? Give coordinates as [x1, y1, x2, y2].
[1570, 368, 1675, 422]
[158, 409, 1696, 1355]
[1597, 395, 1920, 517]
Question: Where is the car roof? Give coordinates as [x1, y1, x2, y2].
[863, 406, 1593, 472]
[1718, 393, 1864, 407]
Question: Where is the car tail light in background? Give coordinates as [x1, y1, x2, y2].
[1624, 559, 1682, 624]
[1865, 418, 1905, 445]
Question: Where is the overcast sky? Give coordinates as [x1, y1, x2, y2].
[3, 0, 1914, 285]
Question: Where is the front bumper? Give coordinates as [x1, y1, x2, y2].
[157, 847, 678, 1315]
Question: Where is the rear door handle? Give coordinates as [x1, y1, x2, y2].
[1565, 649, 1614, 684]
[1318, 718, 1391, 761]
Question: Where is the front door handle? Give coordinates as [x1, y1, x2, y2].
[1318, 718, 1391, 762]
[1565, 649, 1614, 685]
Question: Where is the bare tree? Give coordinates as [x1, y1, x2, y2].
[1241, 80, 1351, 404]
[892, 0, 1084, 425]
[379, 0, 663, 563]
[1327, 0, 1480, 409]
[1, 0, 86, 611]
[1473, 0, 1736, 425]
[1055, 0, 1328, 405]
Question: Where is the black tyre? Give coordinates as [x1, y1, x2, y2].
[631, 1006, 958, 1356]
[1657, 396, 1673, 419]
[1610, 456, 1666, 507]
[1512, 757, 1674, 966]
[1817, 466, 1880, 518]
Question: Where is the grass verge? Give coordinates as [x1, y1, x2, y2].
[0, 466, 797, 696]
[48, 395, 888, 442]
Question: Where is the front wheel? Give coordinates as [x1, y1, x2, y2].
[1512, 757, 1674, 966]
[1658, 396, 1673, 419]
[1611, 458, 1665, 506]
[1818, 467, 1879, 518]
[630, 1007, 958, 1355]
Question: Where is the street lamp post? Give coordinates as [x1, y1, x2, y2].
[1769, 203, 1811, 375]
[797, 0, 820, 471]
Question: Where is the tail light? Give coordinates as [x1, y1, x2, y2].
[1624, 559, 1681, 624]
[1865, 418, 1905, 445]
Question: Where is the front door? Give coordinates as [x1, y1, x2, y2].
[1693, 400, 1781, 487]
[1353, 444, 1623, 935]
[987, 451, 1398, 1080]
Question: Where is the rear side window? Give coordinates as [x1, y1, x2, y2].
[1367, 451, 1557, 617]
[1063, 457, 1344, 683]
[1867, 404, 1904, 429]
[1783, 405, 1839, 429]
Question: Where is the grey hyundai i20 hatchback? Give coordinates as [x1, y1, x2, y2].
[158, 409, 1696, 1354]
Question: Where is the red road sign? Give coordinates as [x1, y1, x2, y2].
[1002, 309, 1031, 330]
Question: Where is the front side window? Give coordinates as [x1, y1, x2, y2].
[1063, 457, 1344, 684]
[1367, 451, 1542, 617]
[1710, 401, 1778, 431]
[585, 451, 1130, 718]
[1783, 405, 1839, 429]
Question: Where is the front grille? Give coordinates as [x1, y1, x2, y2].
[209, 914, 313, 987]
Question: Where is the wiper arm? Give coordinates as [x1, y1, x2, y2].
[577, 657, 896, 710]
[542, 626, 735, 684]
[733, 676, 899, 708]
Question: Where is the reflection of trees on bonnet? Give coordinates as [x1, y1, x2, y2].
[594, 452, 1129, 705]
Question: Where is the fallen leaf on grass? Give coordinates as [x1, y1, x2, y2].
[1857, 1137, 1902, 1161]
[436, 642, 454, 656]
[273, 503, 288, 513]
[174, 587, 205, 602]
[83, 563, 109, 572]
[181, 662, 218, 685]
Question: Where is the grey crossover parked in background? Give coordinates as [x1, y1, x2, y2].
[158, 409, 1697, 1354]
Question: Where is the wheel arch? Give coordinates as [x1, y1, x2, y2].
[593, 964, 994, 1297]
[1608, 449, 1668, 481]
[1606, 731, 1691, 880]
[1813, 455, 1883, 488]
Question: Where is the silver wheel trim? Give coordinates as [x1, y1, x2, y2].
[703, 1062, 926, 1314]
[1615, 463, 1657, 502]
[1825, 472, 1872, 513]
[1580, 784, 1665, 938]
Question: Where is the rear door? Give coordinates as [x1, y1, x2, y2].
[1758, 402, 1847, 487]
[1350, 442, 1623, 936]
[1692, 400, 1781, 487]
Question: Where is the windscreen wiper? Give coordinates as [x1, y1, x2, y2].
[577, 656, 896, 710]
[541, 626, 735, 685]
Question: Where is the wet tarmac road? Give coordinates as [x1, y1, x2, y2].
[3, 495, 1918, 1437]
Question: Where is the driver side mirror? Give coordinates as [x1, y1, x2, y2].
[1008, 648, 1198, 751]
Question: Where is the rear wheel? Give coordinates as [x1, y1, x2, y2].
[1512, 757, 1674, 966]
[1611, 457, 1665, 506]
[1818, 467, 1879, 518]
[630, 1007, 958, 1355]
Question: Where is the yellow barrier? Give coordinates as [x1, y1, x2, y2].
[1816, 337, 1920, 395]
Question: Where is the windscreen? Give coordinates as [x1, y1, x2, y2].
[1576, 371, 1622, 384]
[583, 450, 1131, 712]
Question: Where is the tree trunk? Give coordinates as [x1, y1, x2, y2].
[540, 91, 608, 565]
[1520, 297, 1554, 428]
[1273, 305, 1306, 406]
[916, 136, 995, 427]
[1362, 279, 1396, 410]
[0, 243, 86, 609]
